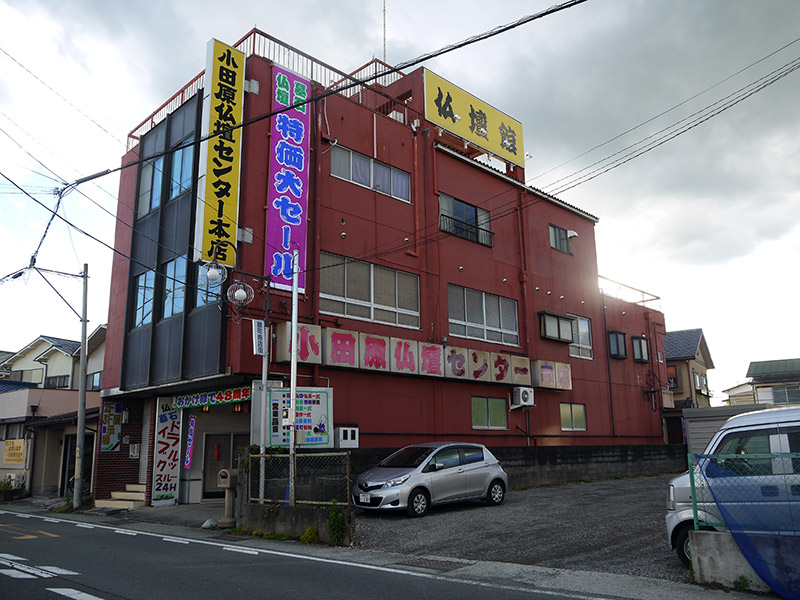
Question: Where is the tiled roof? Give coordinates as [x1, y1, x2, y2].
[41, 336, 80, 356]
[0, 380, 38, 394]
[746, 359, 800, 378]
[664, 329, 703, 360]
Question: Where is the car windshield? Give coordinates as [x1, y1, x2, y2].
[379, 446, 435, 468]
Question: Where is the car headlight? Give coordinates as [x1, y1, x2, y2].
[385, 474, 410, 488]
[667, 484, 675, 510]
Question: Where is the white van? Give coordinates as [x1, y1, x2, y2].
[665, 405, 800, 567]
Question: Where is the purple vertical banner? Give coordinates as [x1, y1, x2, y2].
[184, 415, 197, 470]
[266, 66, 310, 291]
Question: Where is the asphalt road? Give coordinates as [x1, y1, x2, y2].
[0, 511, 616, 600]
[352, 472, 690, 583]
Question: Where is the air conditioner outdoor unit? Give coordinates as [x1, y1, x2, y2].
[512, 387, 535, 407]
[5, 473, 23, 489]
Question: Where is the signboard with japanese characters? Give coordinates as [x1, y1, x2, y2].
[322, 328, 359, 368]
[153, 399, 182, 506]
[275, 321, 322, 364]
[391, 338, 419, 375]
[423, 69, 524, 167]
[100, 401, 123, 452]
[4, 439, 24, 465]
[444, 346, 470, 380]
[268, 387, 333, 448]
[170, 385, 252, 409]
[511, 355, 532, 386]
[359, 333, 390, 371]
[267, 66, 311, 292]
[194, 39, 245, 267]
[532, 360, 573, 391]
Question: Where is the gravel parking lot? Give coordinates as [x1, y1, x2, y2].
[353, 472, 690, 583]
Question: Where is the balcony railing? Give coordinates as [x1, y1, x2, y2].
[439, 214, 493, 247]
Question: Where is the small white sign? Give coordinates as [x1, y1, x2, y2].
[252, 319, 266, 356]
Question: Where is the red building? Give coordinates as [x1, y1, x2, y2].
[97, 30, 668, 505]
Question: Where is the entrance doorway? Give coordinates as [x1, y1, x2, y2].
[202, 433, 249, 499]
[60, 433, 95, 497]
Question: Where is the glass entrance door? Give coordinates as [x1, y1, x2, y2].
[202, 433, 250, 499]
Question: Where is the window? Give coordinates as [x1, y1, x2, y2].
[0, 424, 5, 441]
[196, 264, 223, 307]
[758, 385, 800, 405]
[431, 447, 461, 469]
[667, 366, 679, 390]
[694, 372, 709, 395]
[6, 423, 21, 439]
[132, 270, 155, 327]
[472, 396, 507, 429]
[539, 311, 573, 343]
[569, 316, 593, 359]
[608, 331, 627, 359]
[439, 193, 492, 246]
[549, 224, 573, 254]
[330, 145, 411, 202]
[319, 252, 420, 328]
[449, 285, 518, 345]
[168, 141, 194, 200]
[161, 256, 187, 319]
[461, 446, 484, 464]
[560, 403, 587, 431]
[137, 156, 164, 217]
[45, 375, 69, 389]
[709, 430, 775, 477]
[632, 337, 649, 363]
[86, 371, 102, 391]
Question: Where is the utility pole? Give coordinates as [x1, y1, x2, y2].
[73, 263, 88, 509]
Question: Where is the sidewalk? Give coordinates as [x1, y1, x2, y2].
[3, 497, 777, 600]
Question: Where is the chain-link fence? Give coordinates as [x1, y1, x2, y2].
[690, 453, 800, 599]
[690, 453, 800, 532]
[246, 452, 351, 506]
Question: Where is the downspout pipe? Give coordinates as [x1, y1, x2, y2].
[600, 290, 617, 437]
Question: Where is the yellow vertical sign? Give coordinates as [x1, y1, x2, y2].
[196, 39, 245, 267]
[424, 69, 524, 167]
[4, 439, 24, 464]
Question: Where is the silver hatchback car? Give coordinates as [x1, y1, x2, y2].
[353, 442, 508, 517]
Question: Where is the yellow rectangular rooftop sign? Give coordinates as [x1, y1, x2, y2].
[424, 69, 524, 167]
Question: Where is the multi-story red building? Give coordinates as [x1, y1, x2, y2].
[97, 30, 668, 505]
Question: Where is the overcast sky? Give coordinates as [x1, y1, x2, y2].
[1, 0, 798, 399]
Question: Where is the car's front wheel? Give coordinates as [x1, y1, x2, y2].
[674, 524, 693, 568]
[407, 488, 430, 517]
[486, 480, 505, 505]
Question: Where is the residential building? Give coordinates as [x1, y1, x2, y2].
[662, 328, 714, 444]
[97, 29, 669, 506]
[0, 326, 105, 496]
[747, 359, 800, 405]
[722, 382, 755, 405]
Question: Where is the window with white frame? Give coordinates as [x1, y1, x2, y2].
[330, 145, 410, 202]
[448, 284, 518, 345]
[539, 311, 573, 343]
[472, 396, 507, 429]
[161, 255, 187, 319]
[319, 251, 420, 328]
[45, 375, 69, 389]
[132, 270, 155, 328]
[608, 331, 626, 359]
[569, 316, 593, 359]
[632, 336, 649, 363]
[87, 371, 102, 391]
[560, 403, 586, 431]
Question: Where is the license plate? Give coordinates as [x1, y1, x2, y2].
[359, 493, 371, 503]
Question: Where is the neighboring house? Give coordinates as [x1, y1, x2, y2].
[0, 351, 12, 379]
[722, 382, 756, 405]
[662, 329, 714, 444]
[96, 29, 670, 507]
[0, 326, 105, 496]
[746, 358, 800, 405]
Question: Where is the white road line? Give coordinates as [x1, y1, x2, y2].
[223, 546, 258, 555]
[44, 518, 62, 523]
[0, 568, 36, 579]
[162, 538, 189, 544]
[0, 554, 27, 560]
[76, 524, 95, 529]
[15, 513, 31, 518]
[40, 566, 80, 575]
[47, 589, 106, 600]
[1, 510, 608, 600]
[0, 558, 56, 578]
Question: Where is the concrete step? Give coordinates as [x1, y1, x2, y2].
[94, 498, 147, 510]
[126, 484, 146, 493]
[111, 490, 146, 501]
